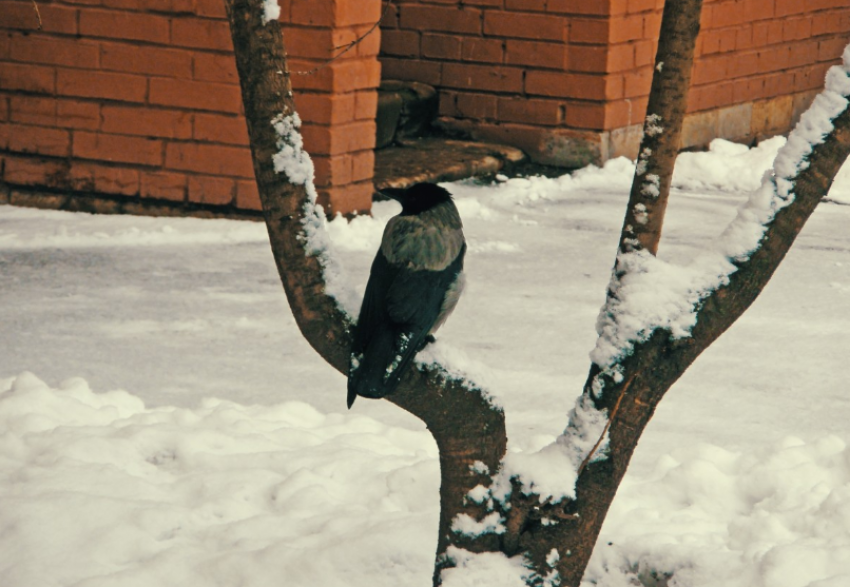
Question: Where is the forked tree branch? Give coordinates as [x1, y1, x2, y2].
[224, 0, 506, 572]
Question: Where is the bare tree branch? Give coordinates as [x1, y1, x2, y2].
[620, 0, 703, 256]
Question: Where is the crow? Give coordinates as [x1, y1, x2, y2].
[347, 182, 466, 408]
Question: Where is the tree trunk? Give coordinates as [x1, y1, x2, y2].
[224, 0, 508, 577]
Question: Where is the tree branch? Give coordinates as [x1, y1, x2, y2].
[620, 0, 703, 256]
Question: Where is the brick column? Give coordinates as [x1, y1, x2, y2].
[283, 0, 382, 215]
[0, 0, 380, 218]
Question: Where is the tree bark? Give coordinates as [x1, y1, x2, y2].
[620, 0, 703, 256]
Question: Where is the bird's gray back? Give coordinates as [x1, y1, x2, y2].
[380, 201, 464, 270]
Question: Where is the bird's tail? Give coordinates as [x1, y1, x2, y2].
[347, 326, 428, 408]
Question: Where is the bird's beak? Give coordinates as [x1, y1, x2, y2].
[378, 187, 406, 202]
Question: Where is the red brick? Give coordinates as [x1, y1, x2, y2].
[171, 18, 234, 51]
[548, 0, 613, 15]
[571, 44, 615, 72]
[354, 91, 378, 121]
[526, 70, 611, 100]
[439, 91, 458, 117]
[300, 120, 376, 155]
[634, 39, 656, 66]
[603, 98, 645, 128]
[422, 34, 463, 60]
[569, 18, 609, 44]
[456, 93, 497, 119]
[194, 0, 228, 18]
[9, 96, 56, 127]
[0, 0, 78, 34]
[442, 63, 523, 92]
[354, 24, 386, 59]
[692, 55, 729, 85]
[623, 67, 652, 98]
[725, 50, 760, 78]
[0, 97, 8, 122]
[70, 162, 140, 196]
[281, 27, 336, 60]
[499, 97, 563, 125]
[101, 106, 193, 139]
[5, 124, 69, 157]
[291, 58, 382, 92]
[735, 26, 754, 51]
[318, 181, 373, 216]
[399, 5, 482, 35]
[101, 42, 193, 78]
[57, 69, 146, 102]
[743, 0, 775, 21]
[381, 29, 421, 58]
[813, 12, 850, 36]
[188, 175, 235, 206]
[57, 101, 101, 130]
[462, 38, 504, 64]
[484, 12, 566, 41]
[9, 34, 99, 68]
[565, 101, 606, 129]
[312, 154, 351, 187]
[100, 0, 196, 11]
[165, 142, 254, 177]
[351, 150, 374, 182]
[149, 78, 242, 113]
[756, 46, 790, 73]
[708, 1, 746, 28]
[508, 0, 546, 10]
[296, 93, 356, 125]
[141, 170, 187, 201]
[642, 11, 662, 38]
[626, 0, 658, 13]
[0, 62, 55, 94]
[193, 52, 239, 83]
[0, 123, 13, 150]
[688, 81, 734, 112]
[378, 58, 442, 86]
[4, 156, 65, 187]
[291, 0, 381, 27]
[194, 112, 249, 145]
[775, 0, 807, 18]
[818, 36, 849, 62]
[506, 39, 567, 69]
[607, 14, 645, 43]
[74, 132, 163, 166]
[80, 9, 170, 44]
[235, 179, 261, 211]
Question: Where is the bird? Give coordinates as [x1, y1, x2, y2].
[347, 182, 466, 409]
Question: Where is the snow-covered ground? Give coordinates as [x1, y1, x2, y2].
[2, 137, 850, 587]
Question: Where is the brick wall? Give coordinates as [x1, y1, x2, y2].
[380, 0, 850, 165]
[0, 0, 381, 216]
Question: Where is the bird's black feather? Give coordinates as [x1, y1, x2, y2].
[347, 183, 465, 408]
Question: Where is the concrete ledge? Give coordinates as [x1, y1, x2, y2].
[374, 137, 525, 190]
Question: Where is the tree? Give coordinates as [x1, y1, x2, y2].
[225, 0, 850, 584]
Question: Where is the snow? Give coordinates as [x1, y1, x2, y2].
[2, 130, 850, 586]
[261, 0, 280, 24]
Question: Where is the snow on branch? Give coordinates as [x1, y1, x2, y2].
[493, 45, 850, 506]
[270, 113, 361, 318]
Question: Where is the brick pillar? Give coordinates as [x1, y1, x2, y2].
[283, 0, 382, 216]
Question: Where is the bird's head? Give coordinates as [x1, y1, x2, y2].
[379, 183, 453, 215]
